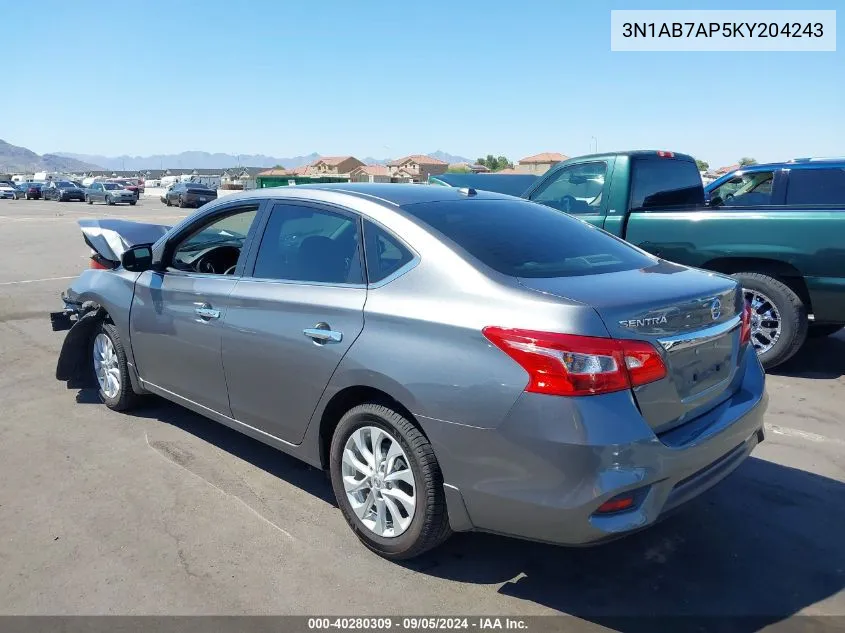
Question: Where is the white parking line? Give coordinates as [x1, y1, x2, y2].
[0, 275, 76, 286]
[765, 423, 845, 446]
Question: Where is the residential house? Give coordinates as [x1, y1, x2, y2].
[309, 156, 365, 177]
[714, 164, 740, 176]
[386, 155, 448, 182]
[350, 164, 392, 183]
[516, 152, 569, 175]
[221, 167, 263, 190]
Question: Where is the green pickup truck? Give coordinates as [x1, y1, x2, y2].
[516, 151, 845, 369]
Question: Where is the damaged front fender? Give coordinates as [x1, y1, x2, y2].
[55, 305, 106, 387]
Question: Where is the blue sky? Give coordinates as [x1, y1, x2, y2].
[3, 0, 842, 167]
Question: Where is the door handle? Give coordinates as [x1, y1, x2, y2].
[303, 326, 343, 344]
[195, 304, 220, 319]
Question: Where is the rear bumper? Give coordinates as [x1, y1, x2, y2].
[423, 347, 767, 545]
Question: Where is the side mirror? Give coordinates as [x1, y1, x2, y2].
[121, 244, 154, 272]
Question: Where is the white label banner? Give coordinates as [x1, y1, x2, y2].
[611, 10, 836, 52]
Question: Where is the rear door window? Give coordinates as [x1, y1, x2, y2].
[363, 220, 414, 283]
[630, 158, 705, 210]
[403, 199, 654, 278]
[785, 168, 845, 206]
[251, 203, 364, 284]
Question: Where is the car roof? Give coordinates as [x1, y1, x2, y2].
[428, 173, 538, 196]
[730, 159, 845, 171]
[559, 149, 697, 163]
[209, 182, 520, 208]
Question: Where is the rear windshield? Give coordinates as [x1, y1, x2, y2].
[630, 158, 704, 210]
[403, 199, 655, 278]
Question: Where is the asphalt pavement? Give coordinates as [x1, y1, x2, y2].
[0, 197, 843, 630]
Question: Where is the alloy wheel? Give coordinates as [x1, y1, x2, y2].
[743, 288, 782, 355]
[341, 426, 417, 538]
[93, 333, 121, 399]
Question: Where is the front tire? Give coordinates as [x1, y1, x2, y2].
[329, 403, 451, 560]
[91, 322, 140, 412]
[178, 196, 186, 208]
[86, 195, 93, 204]
[129, 200, 136, 206]
[733, 272, 807, 369]
[106, 195, 114, 205]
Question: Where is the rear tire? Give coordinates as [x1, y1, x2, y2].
[733, 272, 807, 369]
[329, 403, 451, 560]
[91, 322, 140, 412]
[808, 324, 844, 339]
[129, 200, 136, 206]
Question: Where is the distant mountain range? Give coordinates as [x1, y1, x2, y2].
[52, 149, 474, 171]
[0, 140, 103, 173]
[2, 140, 475, 174]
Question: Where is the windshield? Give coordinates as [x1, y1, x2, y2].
[103, 183, 122, 190]
[56, 181, 75, 188]
[404, 199, 655, 278]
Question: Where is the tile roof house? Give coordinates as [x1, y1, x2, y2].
[714, 163, 741, 175]
[310, 156, 365, 176]
[221, 167, 263, 190]
[386, 154, 448, 182]
[516, 152, 569, 175]
[350, 164, 392, 183]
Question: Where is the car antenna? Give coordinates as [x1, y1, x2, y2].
[458, 187, 477, 196]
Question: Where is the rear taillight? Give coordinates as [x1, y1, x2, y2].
[740, 300, 752, 346]
[89, 256, 110, 270]
[482, 327, 667, 397]
[656, 150, 675, 158]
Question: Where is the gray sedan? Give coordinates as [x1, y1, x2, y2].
[85, 182, 137, 205]
[51, 184, 767, 560]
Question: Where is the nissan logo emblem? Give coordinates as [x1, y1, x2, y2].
[711, 298, 722, 321]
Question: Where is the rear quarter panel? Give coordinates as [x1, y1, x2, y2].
[623, 208, 845, 321]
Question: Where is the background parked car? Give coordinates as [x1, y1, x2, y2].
[109, 178, 144, 197]
[18, 182, 44, 199]
[0, 183, 17, 199]
[42, 180, 86, 202]
[86, 181, 138, 205]
[164, 181, 217, 208]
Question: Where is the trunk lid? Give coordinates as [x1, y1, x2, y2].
[519, 259, 743, 434]
[78, 219, 170, 265]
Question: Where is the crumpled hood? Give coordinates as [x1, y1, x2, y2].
[79, 218, 170, 263]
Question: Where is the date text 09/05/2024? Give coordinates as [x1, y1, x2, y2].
[622, 22, 824, 38]
[307, 617, 528, 630]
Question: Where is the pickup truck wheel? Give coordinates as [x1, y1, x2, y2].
[733, 272, 807, 369]
[808, 324, 843, 339]
[91, 322, 140, 412]
[329, 403, 451, 560]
